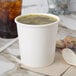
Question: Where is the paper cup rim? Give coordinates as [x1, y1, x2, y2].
[15, 13, 60, 27]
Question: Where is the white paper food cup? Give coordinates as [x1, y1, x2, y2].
[15, 13, 60, 68]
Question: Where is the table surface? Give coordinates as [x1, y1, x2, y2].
[0, 23, 75, 76]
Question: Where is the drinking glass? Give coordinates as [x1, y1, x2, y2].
[0, 0, 22, 38]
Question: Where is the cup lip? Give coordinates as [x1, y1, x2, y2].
[15, 13, 60, 27]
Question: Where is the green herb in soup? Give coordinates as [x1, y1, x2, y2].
[17, 14, 57, 25]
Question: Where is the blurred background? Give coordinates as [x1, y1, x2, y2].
[22, 0, 76, 15]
